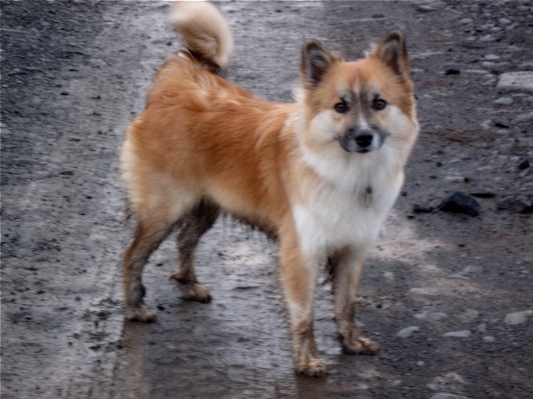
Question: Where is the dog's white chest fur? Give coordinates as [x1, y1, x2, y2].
[292, 150, 404, 260]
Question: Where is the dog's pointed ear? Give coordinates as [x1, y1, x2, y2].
[300, 40, 340, 89]
[372, 30, 409, 78]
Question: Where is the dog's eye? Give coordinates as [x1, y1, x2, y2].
[372, 98, 387, 111]
[334, 101, 349, 113]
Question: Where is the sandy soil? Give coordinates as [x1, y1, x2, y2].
[2, 1, 533, 398]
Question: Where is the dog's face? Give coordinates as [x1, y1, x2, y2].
[299, 31, 418, 158]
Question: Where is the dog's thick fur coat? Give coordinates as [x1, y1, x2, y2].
[120, 1, 419, 377]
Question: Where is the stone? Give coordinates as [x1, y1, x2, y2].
[504, 310, 533, 325]
[483, 336, 495, 343]
[483, 62, 512, 74]
[458, 309, 480, 324]
[439, 191, 481, 216]
[396, 326, 420, 338]
[496, 196, 533, 214]
[497, 72, 533, 92]
[430, 394, 470, 399]
[409, 287, 435, 296]
[414, 312, 448, 321]
[443, 176, 468, 183]
[448, 265, 482, 279]
[469, 185, 496, 198]
[413, 202, 436, 213]
[428, 372, 468, 392]
[383, 271, 395, 281]
[417, 4, 435, 12]
[518, 160, 530, 170]
[494, 120, 510, 128]
[519, 61, 533, 71]
[514, 111, 533, 123]
[493, 96, 513, 105]
[442, 330, 471, 338]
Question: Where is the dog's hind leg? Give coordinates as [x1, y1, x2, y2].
[123, 220, 173, 322]
[123, 178, 197, 322]
[330, 248, 379, 355]
[170, 199, 220, 302]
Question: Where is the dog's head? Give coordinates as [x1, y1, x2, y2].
[298, 31, 418, 158]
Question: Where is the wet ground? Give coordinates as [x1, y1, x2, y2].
[1, 1, 533, 398]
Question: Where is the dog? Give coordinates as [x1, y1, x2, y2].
[120, 1, 419, 377]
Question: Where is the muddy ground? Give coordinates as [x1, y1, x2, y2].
[1, 1, 533, 398]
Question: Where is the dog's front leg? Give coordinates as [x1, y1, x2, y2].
[279, 232, 326, 377]
[331, 248, 379, 355]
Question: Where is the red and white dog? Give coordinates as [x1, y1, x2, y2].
[120, 1, 419, 376]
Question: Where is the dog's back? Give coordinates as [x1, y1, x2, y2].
[120, 2, 295, 234]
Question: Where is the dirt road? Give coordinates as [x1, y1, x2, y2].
[2, 1, 533, 398]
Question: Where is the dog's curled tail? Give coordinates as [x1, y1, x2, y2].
[170, 1, 233, 72]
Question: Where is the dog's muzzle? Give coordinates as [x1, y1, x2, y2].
[339, 129, 379, 153]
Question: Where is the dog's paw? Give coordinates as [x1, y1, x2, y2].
[180, 283, 212, 303]
[342, 336, 380, 355]
[296, 356, 327, 377]
[125, 304, 158, 322]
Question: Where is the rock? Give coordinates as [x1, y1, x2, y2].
[413, 202, 436, 213]
[417, 4, 436, 13]
[383, 271, 395, 281]
[518, 160, 530, 170]
[481, 119, 492, 129]
[396, 326, 420, 338]
[484, 54, 500, 61]
[483, 336, 496, 343]
[428, 372, 468, 392]
[443, 176, 469, 183]
[499, 18, 511, 25]
[469, 185, 496, 198]
[493, 97, 513, 105]
[409, 287, 435, 296]
[519, 61, 533, 71]
[414, 311, 448, 321]
[503, 310, 533, 325]
[497, 72, 533, 92]
[439, 191, 481, 216]
[448, 265, 482, 279]
[457, 309, 479, 323]
[483, 61, 512, 74]
[442, 330, 471, 338]
[445, 68, 461, 75]
[430, 394, 470, 399]
[514, 111, 533, 123]
[496, 196, 533, 214]
[494, 120, 510, 128]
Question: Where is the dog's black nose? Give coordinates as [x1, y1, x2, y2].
[355, 132, 373, 148]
